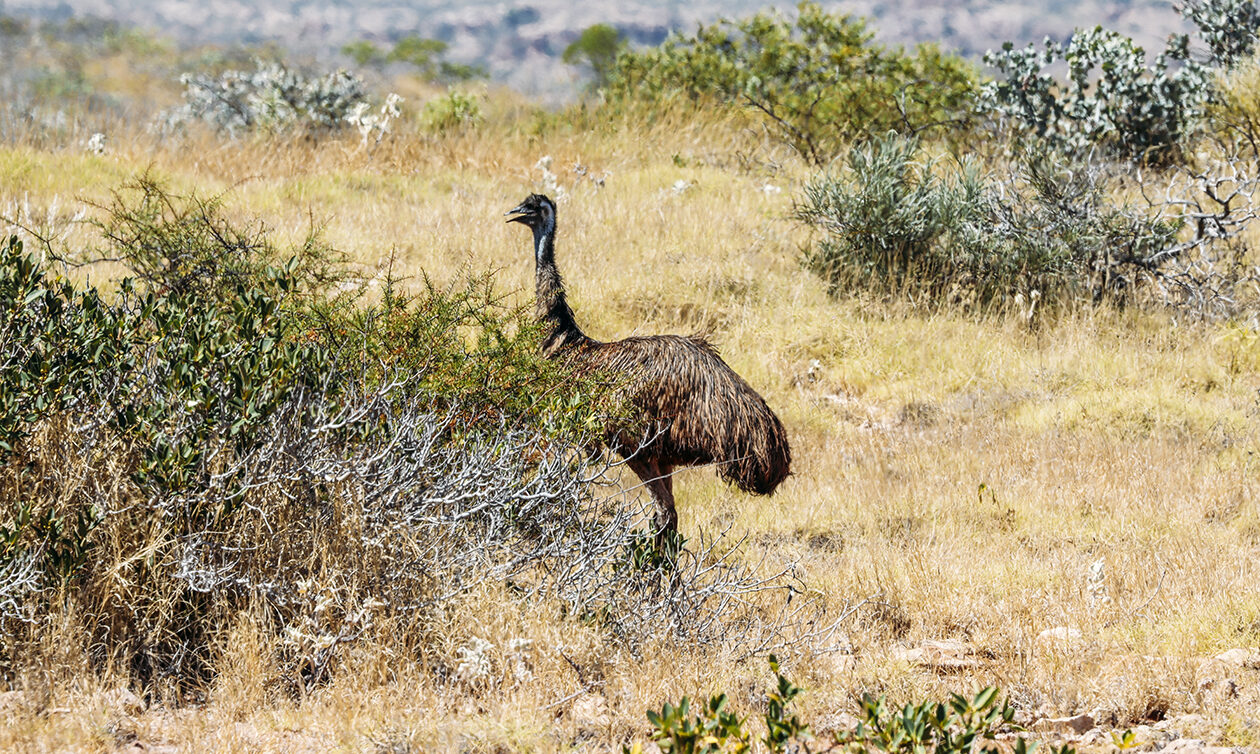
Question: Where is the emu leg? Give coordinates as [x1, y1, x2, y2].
[655, 464, 677, 540]
[628, 457, 678, 548]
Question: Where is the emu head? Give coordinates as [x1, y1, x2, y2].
[505, 193, 555, 232]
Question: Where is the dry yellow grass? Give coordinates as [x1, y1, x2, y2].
[2, 100, 1260, 752]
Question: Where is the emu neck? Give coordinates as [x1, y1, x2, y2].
[532, 220, 587, 355]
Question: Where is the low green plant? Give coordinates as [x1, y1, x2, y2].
[634, 656, 1075, 754]
[625, 529, 687, 571]
[836, 686, 1015, 752]
[1111, 729, 1139, 750]
[762, 655, 811, 751]
[632, 656, 803, 754]
[643, 692, 752, 754]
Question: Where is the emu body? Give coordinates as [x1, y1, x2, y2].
[506, 194, 791, 540]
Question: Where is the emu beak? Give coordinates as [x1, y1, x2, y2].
[505, 202, 531, 224]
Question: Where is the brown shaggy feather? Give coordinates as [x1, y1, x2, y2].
[577, 335, 791, 495]
[506, 193, 791, 536]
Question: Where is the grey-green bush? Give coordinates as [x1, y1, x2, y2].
[980, 28, 1211, 164]
[795, 135, 1181, 308]
[165, 60, 369, 137]
[980, 0, 1260, 163]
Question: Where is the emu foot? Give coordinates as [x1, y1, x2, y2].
[627, 527, 686, 571]
[653, 525, 685, 565]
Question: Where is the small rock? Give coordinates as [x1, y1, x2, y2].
[815, 712, 862, 735]
[1197, 676, 1239, 699]
[1088, 707, 1118, 728]
[1163, 739, 1207, 750]
[101, 687, 145, 716]
[821, 653, 858, 674]
[1213, 647, 1260, 668]
[1036, 626, 1083, 649]
[895, 639, 978, 671]
[569, 692, 609, 732]
[1032, 713, 1095, 735]
[1130, 725, 1164, 746]
[1160, 739, 1234, 754]
[0, 690, 26, 714]
[1154, 714, 1208, 734]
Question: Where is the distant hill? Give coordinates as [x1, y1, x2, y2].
[0, 0, 1192, 98]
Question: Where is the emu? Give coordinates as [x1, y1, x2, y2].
[505, 193, 791, 545]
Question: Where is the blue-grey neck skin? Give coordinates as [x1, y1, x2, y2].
[531, 210, 586, 353]
[532, 212, 555, 265]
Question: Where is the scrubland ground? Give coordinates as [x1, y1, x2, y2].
[2, 98, 1260, 753]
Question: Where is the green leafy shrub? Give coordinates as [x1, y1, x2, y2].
[342, 39, 386, 68]
[0, 234, 131, 455]
[564, 23, 625, 89]
[605, 2, 977, 165]
[796, 135, 996, 301]
[341, 36, 485, 81]
[388, 36, 485, 82]
[422, 87, 483, 133]
[795, 134, 1182, 308]
[91, 176, 347, 302]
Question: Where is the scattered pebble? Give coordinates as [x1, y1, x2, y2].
[895, 639, 977, 671]
[100, 687, 145, 716]
[1032, 713, 1095, 735]
[1036, 626, 1083, 650]
[1212, 647, 1260, 668]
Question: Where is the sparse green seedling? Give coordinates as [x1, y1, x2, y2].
[636, 659, 1075, 754]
